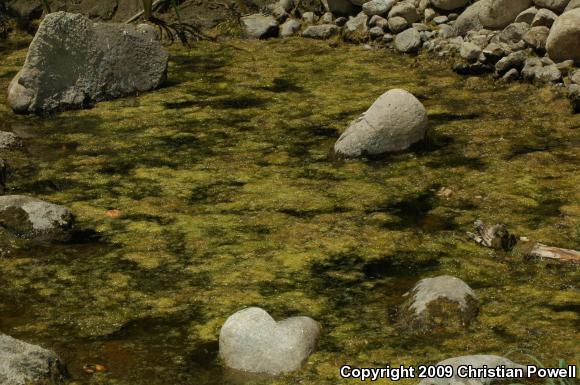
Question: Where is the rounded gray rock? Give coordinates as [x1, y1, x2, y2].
[0, 195, 75, 241]
[280, 19, 302, 38]
[219, 307, 321, 375]
[515, 6, 539, 23]
[454, 0, 489, 36]
[431, 0, 470, 11]
[479, 0, 533, 29]
[302, 24, 339, 39]
[546, 8, 580, 64]
[363, 0, 396, 16]
[242, 14, 279, 39]
[334, 89, 428, 157]
[388, 2, 421, 23]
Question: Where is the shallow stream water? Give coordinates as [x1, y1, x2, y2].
[0, 37, 578, 385]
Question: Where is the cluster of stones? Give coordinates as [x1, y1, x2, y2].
[241, 0, 580, 112]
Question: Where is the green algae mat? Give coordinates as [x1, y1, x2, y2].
[0, 38, 579, 385]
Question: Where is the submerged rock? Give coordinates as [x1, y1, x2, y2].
[546, 8, 580, 64]
[0, 159, 7, 194]
[0, 195, 75, 241]
[417, 355, 526, 385]
[399, 275, 479, 333]
[0, 131, 22, 149]
[242, 14, 279, 39]
[0, 334, 68, 385]
[7, 12, 168, 115]
[334, 89, 428, 157]
[219, 307, 320, 375]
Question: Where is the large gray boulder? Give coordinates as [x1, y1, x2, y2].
[219, 307, 321, 375]
[454, 0, 488, 36]
[533, 0, 571, 13]
[394, 27, 422, 53]
[0, 334, 68, 385]
[431, 0, 470, 11]
[479, 0, 534, 29]
[0, 195, 75, 241]
[417, 355, 525, 385]
[399, 276, 479, 333]
[0, 131, 22, 150]
[546, 8, 580, 64]
[241, 14, 279, 39]
[334, 89, 428, 157]
[302, 24, 340, 38]
[7, 12, 168, 115]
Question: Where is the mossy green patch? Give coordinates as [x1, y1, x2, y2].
[0, 38, 578, 385]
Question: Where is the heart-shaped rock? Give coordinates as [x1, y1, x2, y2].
[219, 307, 321, 375]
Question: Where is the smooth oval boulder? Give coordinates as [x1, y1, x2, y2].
[533, 0, 571, 13]
[0, 195, 75, 241]
[417, 355, 526, 385]
[454, 0, 489, 36]
[546, 8, 580, 64]
[0, 334, 68, 385]
[399, 275, 479, 333]
[334, 89, 428, 157]
[219, 307, 321, 375]
[7, 12, 168, 115]
[479, 0, 533, 29]
[431, 0, 470, 11]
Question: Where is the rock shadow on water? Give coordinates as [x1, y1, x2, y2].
[257, 77, 306, 93]
[370, 190, 458, 232]
[164, 96, 269, 110]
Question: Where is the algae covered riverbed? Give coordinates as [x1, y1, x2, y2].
[0, 37, 579, 385]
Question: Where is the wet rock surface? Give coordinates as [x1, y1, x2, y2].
[399, 276, 479, 333]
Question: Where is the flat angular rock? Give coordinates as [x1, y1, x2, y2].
[395, 27, 423, 53]
[345, 13, 369, 41]
[499, 22, 530, 43]
[546, 8, 580, 64]
[399, 275, 479, 333]
[302, 24, 339, 39]
[242, 14, 279, 39]
[0, 195, 75, 241]
[219, 307, 321, 375]
[523, 25, 550, 52]
[0, 334, 68, 385]
[417, 355, 525, 385]
[280, 19, 302, 37]
[7, 12, 168, 115]
[334, 88, 428, 157]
